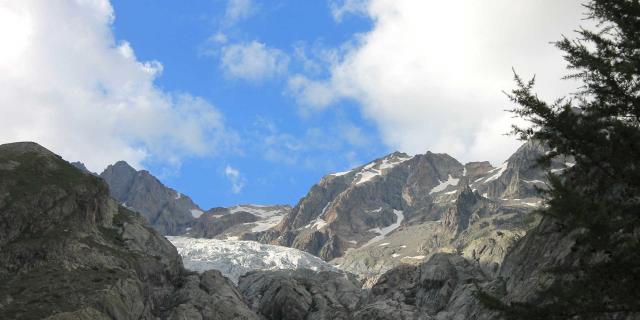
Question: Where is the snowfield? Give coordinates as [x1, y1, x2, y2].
[167, 236, 341, 283]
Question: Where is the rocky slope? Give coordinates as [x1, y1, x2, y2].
[231, 214, 638, 320]
[187, 204, 291, 240]
[0, 142, 258, 320]
[99, 161, 202, 235]
[235, 253, 488, 320]
[255, 141, 570, 283]
[239, 269, 362, 320]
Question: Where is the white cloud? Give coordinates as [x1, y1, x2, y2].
[220, 41, 289, 82]
[329, 0, 369, 22]
[224, 165, 245, 194]
[290, 0, 588, 164]
[224, 0, 255, 26]
[0, 0, 234, 172]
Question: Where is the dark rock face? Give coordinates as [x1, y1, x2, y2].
[0, 142, 257, 320]
[100, 161, 201, 235]
[239, 269, 362, 320]
[364, 253, 488, 318]
[236, 254, 488, 320]
[167, 270, 258, 320]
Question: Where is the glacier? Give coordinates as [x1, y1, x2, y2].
[167, 236, 341, 283]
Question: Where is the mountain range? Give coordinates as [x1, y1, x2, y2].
[92, 140, 570, 284]
[0, 141, 591, 319]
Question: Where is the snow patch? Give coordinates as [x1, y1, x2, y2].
[364, 210, 404, 247]
[310, 217, 328, 230]
[229, 205, 285, 218]
[483, 161, 509, 183]
[378, 242, 390, 246]
[353, 154, 413, 185]
[249, 215, 284, 232]
[406, 255, 426, 260]
[524, 202, 540, 207]
[368, 207, 383, 213]
[429, 174, 460, 194]
[167, 236, 341, 283]
[190, 209, 204, 218]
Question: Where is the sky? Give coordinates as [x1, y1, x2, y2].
[0, 0, 588, 209]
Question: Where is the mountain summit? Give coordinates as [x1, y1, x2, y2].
[99, 161, 202, 235]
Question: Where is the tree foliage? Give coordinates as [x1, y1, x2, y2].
[484, 1, 640, 318]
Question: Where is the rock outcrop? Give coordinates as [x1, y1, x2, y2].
[239, 269, 362, 320]
[99, 161, 202, 235]
[0, 142, 257, 320]
[235, 253, 490, 320]
[188, 204, 291, 240]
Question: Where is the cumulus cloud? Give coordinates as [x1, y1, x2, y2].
[220, 41, 289, 82]
[224, 165, 245, 194]
[0, 1, 234, 172]
[290, 1, 588, 164]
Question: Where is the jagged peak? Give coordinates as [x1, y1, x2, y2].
[112, 160, 136, 170]
[100, 160, 138, 179]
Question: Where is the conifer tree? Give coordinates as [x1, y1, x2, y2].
[481, 1, 640, 318]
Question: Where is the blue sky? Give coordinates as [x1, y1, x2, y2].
[0, 1, 587, 209]
[110, 0, 386, 208]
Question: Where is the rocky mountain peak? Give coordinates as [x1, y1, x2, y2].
[104, 160, 137, 178]
[99, 160, 201, 235]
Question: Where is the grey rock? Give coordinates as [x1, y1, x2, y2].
[188, 204, 291, 240]
[0, 142, 258, 320]
[100, 160, 201, 235]
[167, 270, 258, 320]
[365, 253, 488, 317]
[239, 269, 362, 320]
[189, 211, 258, 238]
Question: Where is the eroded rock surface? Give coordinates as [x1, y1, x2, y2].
[0, 142, 257, 320]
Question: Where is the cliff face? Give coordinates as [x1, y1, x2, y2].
[99, 161, 201, 235]
[0, 142, 257, 320]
